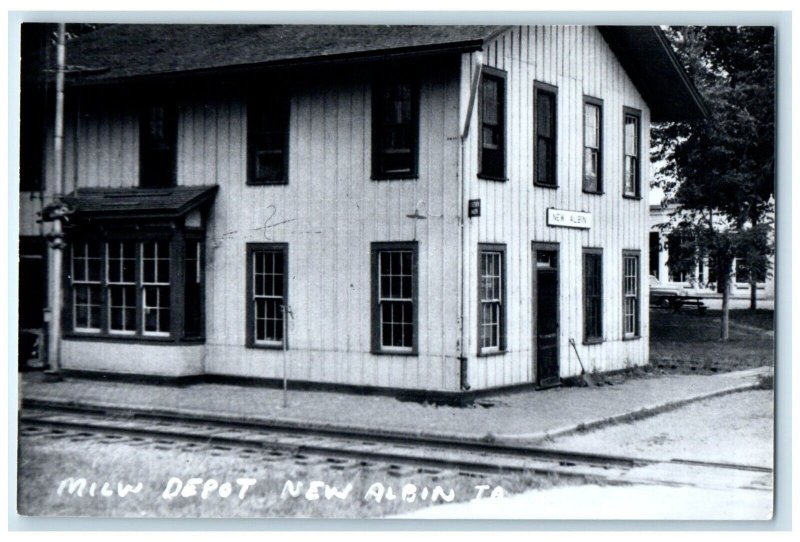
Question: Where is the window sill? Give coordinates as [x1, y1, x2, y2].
[583, 189, 605, 196]
[63, 333, 205, 345]
[534, 182, 558, 189]
[371, 175, 419, 182]
[622, 335, 642, 341]
[583, 337, 604, 345]
[247, 179, 288, 186]
[478, 174, 508, 182]
[622, 194, 643, 200]
[247, 342, 286, 350]
[478, 349, 507, 358]
[371, 349, 418, 357]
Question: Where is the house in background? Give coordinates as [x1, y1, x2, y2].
[649, 204, 775, 299]
[20, 24, 705, 399]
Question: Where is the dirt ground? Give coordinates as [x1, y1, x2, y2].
[542, 389, 774, 468]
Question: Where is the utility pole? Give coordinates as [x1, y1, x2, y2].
[44, 23, 66, 380]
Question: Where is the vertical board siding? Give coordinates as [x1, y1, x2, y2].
[463, 26, 650, 390]
[51, 59, 464, 391]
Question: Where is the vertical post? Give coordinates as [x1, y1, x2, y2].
[281, 304, 288, 408]
[46, 23, 67, 378]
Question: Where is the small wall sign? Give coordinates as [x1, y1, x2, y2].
[468, 199, 481, 218]
[547, 208, 591, 229]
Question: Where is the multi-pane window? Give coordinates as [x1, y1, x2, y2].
[583, 98, 602, 193]
[142, 241, 171, 335]
[69, 238, 203, 340]
[372, 77, 418, 179]
[372, 242, 417, 354]
[248, 92, 290, 184]
[479, 68, 506, 179]
[623, 109, 641, 197]
[140, 103, 177, 188]
[583, 249, 603, 342]
[479, 246, 505, 354]
[250, 247, 287, 346]
[535, 83, 557, 187]
[107, 241, 136, 334]
[623, 252, 640, 338]
[71, 241, 102, 332]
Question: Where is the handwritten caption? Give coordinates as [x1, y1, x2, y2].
[56, 477, 505, 504]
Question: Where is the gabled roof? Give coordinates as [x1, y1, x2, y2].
[29, 24, 705, 121]
[63, 185, 219, 221]
[599, 26, 708, 121]
[58, 24, 506, 85]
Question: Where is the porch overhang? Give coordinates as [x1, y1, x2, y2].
[61, 185, 219, 222]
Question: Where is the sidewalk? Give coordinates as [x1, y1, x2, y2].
[18, 367, 769, 443]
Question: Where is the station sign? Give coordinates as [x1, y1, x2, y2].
[546, 208, 592, 229]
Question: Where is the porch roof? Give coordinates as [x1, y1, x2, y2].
[62, 185, 219, 221]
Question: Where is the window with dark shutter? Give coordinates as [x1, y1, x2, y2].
[478, 68, 506, 180]
[372, 77, 418, 179]
[583, 249, 603, 343]
[140, 103, 177, 188]
[248, 92, 290, 184]
[535, 83, 557, 187]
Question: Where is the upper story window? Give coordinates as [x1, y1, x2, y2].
[478, 67, 506, 180]
[371, 242, 418, 355]
[248, 92, 290, 185]
[372, 76, 419, 179]
[623, 107, 642, 198]
[534, 82, 558, 187]
[140, 103, 177, 188]
[20, 88, 46, 192]
[583, 97, 603, 193]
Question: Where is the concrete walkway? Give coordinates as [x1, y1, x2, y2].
[19, 367, 770, 443]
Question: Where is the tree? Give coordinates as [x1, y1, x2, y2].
[652, 26, 775, 339]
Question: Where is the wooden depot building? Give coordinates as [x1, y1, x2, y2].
[19, 24, 706, 399]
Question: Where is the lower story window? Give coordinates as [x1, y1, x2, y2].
[68, 237, 204, 340]
[247, 243, 288, 347]
[583, 249, 603, 342]
[372, 241, 417, 354]
[478, 244, 506, 354]
[623, 251, 640, 338]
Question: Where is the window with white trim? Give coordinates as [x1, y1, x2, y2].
[67, 237, 204, 340]
[479, 245, 506, 354]
[251, 247, 286, 346]
[107, 241, 136, 334]
[71, 241, 102, 332]
[623, 252, 640, 338]
[371, 242, 417, 354]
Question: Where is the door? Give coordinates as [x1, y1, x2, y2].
[533, 245, 560, 388]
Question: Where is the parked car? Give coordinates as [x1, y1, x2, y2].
[649, 275, 687, 309]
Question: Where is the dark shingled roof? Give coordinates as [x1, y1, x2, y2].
[29, 24, 705, 121]
[63, 185, 219, 220]
[61, 24, 506, 84]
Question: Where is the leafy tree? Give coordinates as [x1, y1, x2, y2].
[652, 26, 775, 339]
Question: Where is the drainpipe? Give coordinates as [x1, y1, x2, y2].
[45, 23, 66, 380]
[458, 51, 483, 391]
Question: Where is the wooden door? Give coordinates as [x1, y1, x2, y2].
[533, 244, 560, 388]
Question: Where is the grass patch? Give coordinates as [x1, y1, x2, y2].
[648, 309, 774, 375]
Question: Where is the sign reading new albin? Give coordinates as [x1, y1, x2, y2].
[546, 208, 592, 229]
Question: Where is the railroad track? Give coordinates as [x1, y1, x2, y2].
[19, 400, 772, 491]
